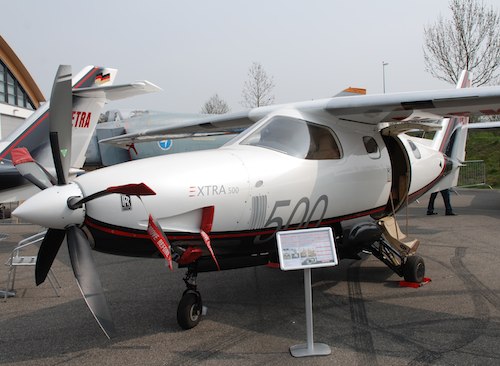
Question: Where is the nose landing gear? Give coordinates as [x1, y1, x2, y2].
[177, 266, 203, 329]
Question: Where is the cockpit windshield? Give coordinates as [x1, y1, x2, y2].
[240, 116, 341, 160]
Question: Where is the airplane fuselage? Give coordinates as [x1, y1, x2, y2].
[61, 109, 446, 270]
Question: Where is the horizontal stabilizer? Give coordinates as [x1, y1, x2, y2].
[73, 81, 162, 101]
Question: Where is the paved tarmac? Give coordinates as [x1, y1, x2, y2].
[1, 188, 499, 366]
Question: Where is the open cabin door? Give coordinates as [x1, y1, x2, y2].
[372, 135, 411, 219]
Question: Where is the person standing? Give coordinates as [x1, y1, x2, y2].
[427, 189, 456, 216]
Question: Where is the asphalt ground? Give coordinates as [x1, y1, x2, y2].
[1, 188, 499, 366]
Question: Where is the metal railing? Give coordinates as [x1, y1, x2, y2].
[458, 160, 492, 189]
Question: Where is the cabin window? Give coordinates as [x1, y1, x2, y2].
[241, 116, 342, 160]
[408, 140, 421, 159]
[305, 123, 341, 160]
[363, 136, 381, 159]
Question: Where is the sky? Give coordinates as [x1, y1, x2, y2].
[3, 0, 500, 113]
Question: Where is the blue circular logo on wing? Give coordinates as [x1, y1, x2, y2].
[158, 139, 173, 150]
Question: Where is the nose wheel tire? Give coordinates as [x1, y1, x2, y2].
[403, 255, 425, 283]
[177, 290, 202, 330]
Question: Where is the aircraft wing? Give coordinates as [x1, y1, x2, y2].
[326, 86, 500, 124]
[99, 110, 264, 148]
[100, 86, 500, 148]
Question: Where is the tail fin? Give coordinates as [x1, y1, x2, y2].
[431, 70, 471, 189]
[0, 66, 118, 167]
[0, 65, 160, 202]
[0, 66, 160, 169]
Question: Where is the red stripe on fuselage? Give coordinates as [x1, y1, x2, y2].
[84, 205, 386, 242]
[408, 156, 449, 202]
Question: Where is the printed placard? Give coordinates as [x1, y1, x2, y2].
[276, 227, 338, 271]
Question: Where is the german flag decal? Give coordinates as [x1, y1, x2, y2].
[95, 72, 111, 84]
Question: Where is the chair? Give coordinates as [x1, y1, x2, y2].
[4, 230, 60, 301]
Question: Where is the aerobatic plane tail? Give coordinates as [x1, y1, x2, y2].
[0, 65, 160, 203]
[0, 66, 118, 168]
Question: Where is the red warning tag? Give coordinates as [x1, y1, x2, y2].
[147, 214, 173, 270]
[200, 230, 220, 271]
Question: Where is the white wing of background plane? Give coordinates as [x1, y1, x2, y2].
[100, 86, 500, 148]
[98, 110, 265, 148]
[465, 121, 500, 129]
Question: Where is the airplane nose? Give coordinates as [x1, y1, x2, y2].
[13, 183, 85, 229]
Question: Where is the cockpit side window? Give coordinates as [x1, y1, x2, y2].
[305, 124, 341, 160]
[240, 116, 342, 160]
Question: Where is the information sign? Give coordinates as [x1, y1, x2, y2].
[276, 227, 338, 271]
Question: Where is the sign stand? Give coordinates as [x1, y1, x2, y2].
[276, 227, 338, 358]
[289, 267, 331, 357]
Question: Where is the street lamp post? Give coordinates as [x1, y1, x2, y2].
[382, 61, 389, 93]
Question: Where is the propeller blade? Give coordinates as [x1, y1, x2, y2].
[35, 228, 66, 285]
[67, 226, 115, 338]
[11, 147, 56, 190]
[49, 65, 73, 185]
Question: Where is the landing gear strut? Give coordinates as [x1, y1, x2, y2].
[177, 266, 203, 329]
[348, 218, 426, 283]
[370, 238, 426, 283]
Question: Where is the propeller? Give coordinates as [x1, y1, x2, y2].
[12, 65, 156, 338]
[49, 64, 72, 185]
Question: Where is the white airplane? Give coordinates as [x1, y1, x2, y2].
[11, 70, 500, 338]
[86, 89, 365, 166]
[0, 65, 160, 203]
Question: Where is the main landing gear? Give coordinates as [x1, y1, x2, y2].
[348, 216, 426, 283]
[177, 266, 203, 329]
[370, 233, 426, 283]
[402, 255, 425, 283]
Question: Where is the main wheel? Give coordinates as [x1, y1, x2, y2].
[403, 255, 425, 283]
[177, 291, 202, 330]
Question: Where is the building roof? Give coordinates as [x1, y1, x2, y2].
[0, 36, 45, 108]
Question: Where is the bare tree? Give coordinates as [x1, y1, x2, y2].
[423, 0, 500, 86]
[201, 93, 230, 114]
[241, 62, 275, 108]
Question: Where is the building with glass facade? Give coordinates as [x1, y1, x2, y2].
[0, 36, 45, 139]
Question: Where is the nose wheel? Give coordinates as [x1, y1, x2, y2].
[177, 290, 203, 329]
[177, 265, 203, 329]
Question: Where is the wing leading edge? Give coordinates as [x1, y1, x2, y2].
[100, 86, 500, 148]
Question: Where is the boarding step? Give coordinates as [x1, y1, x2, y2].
[378, 216, 420, 256]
